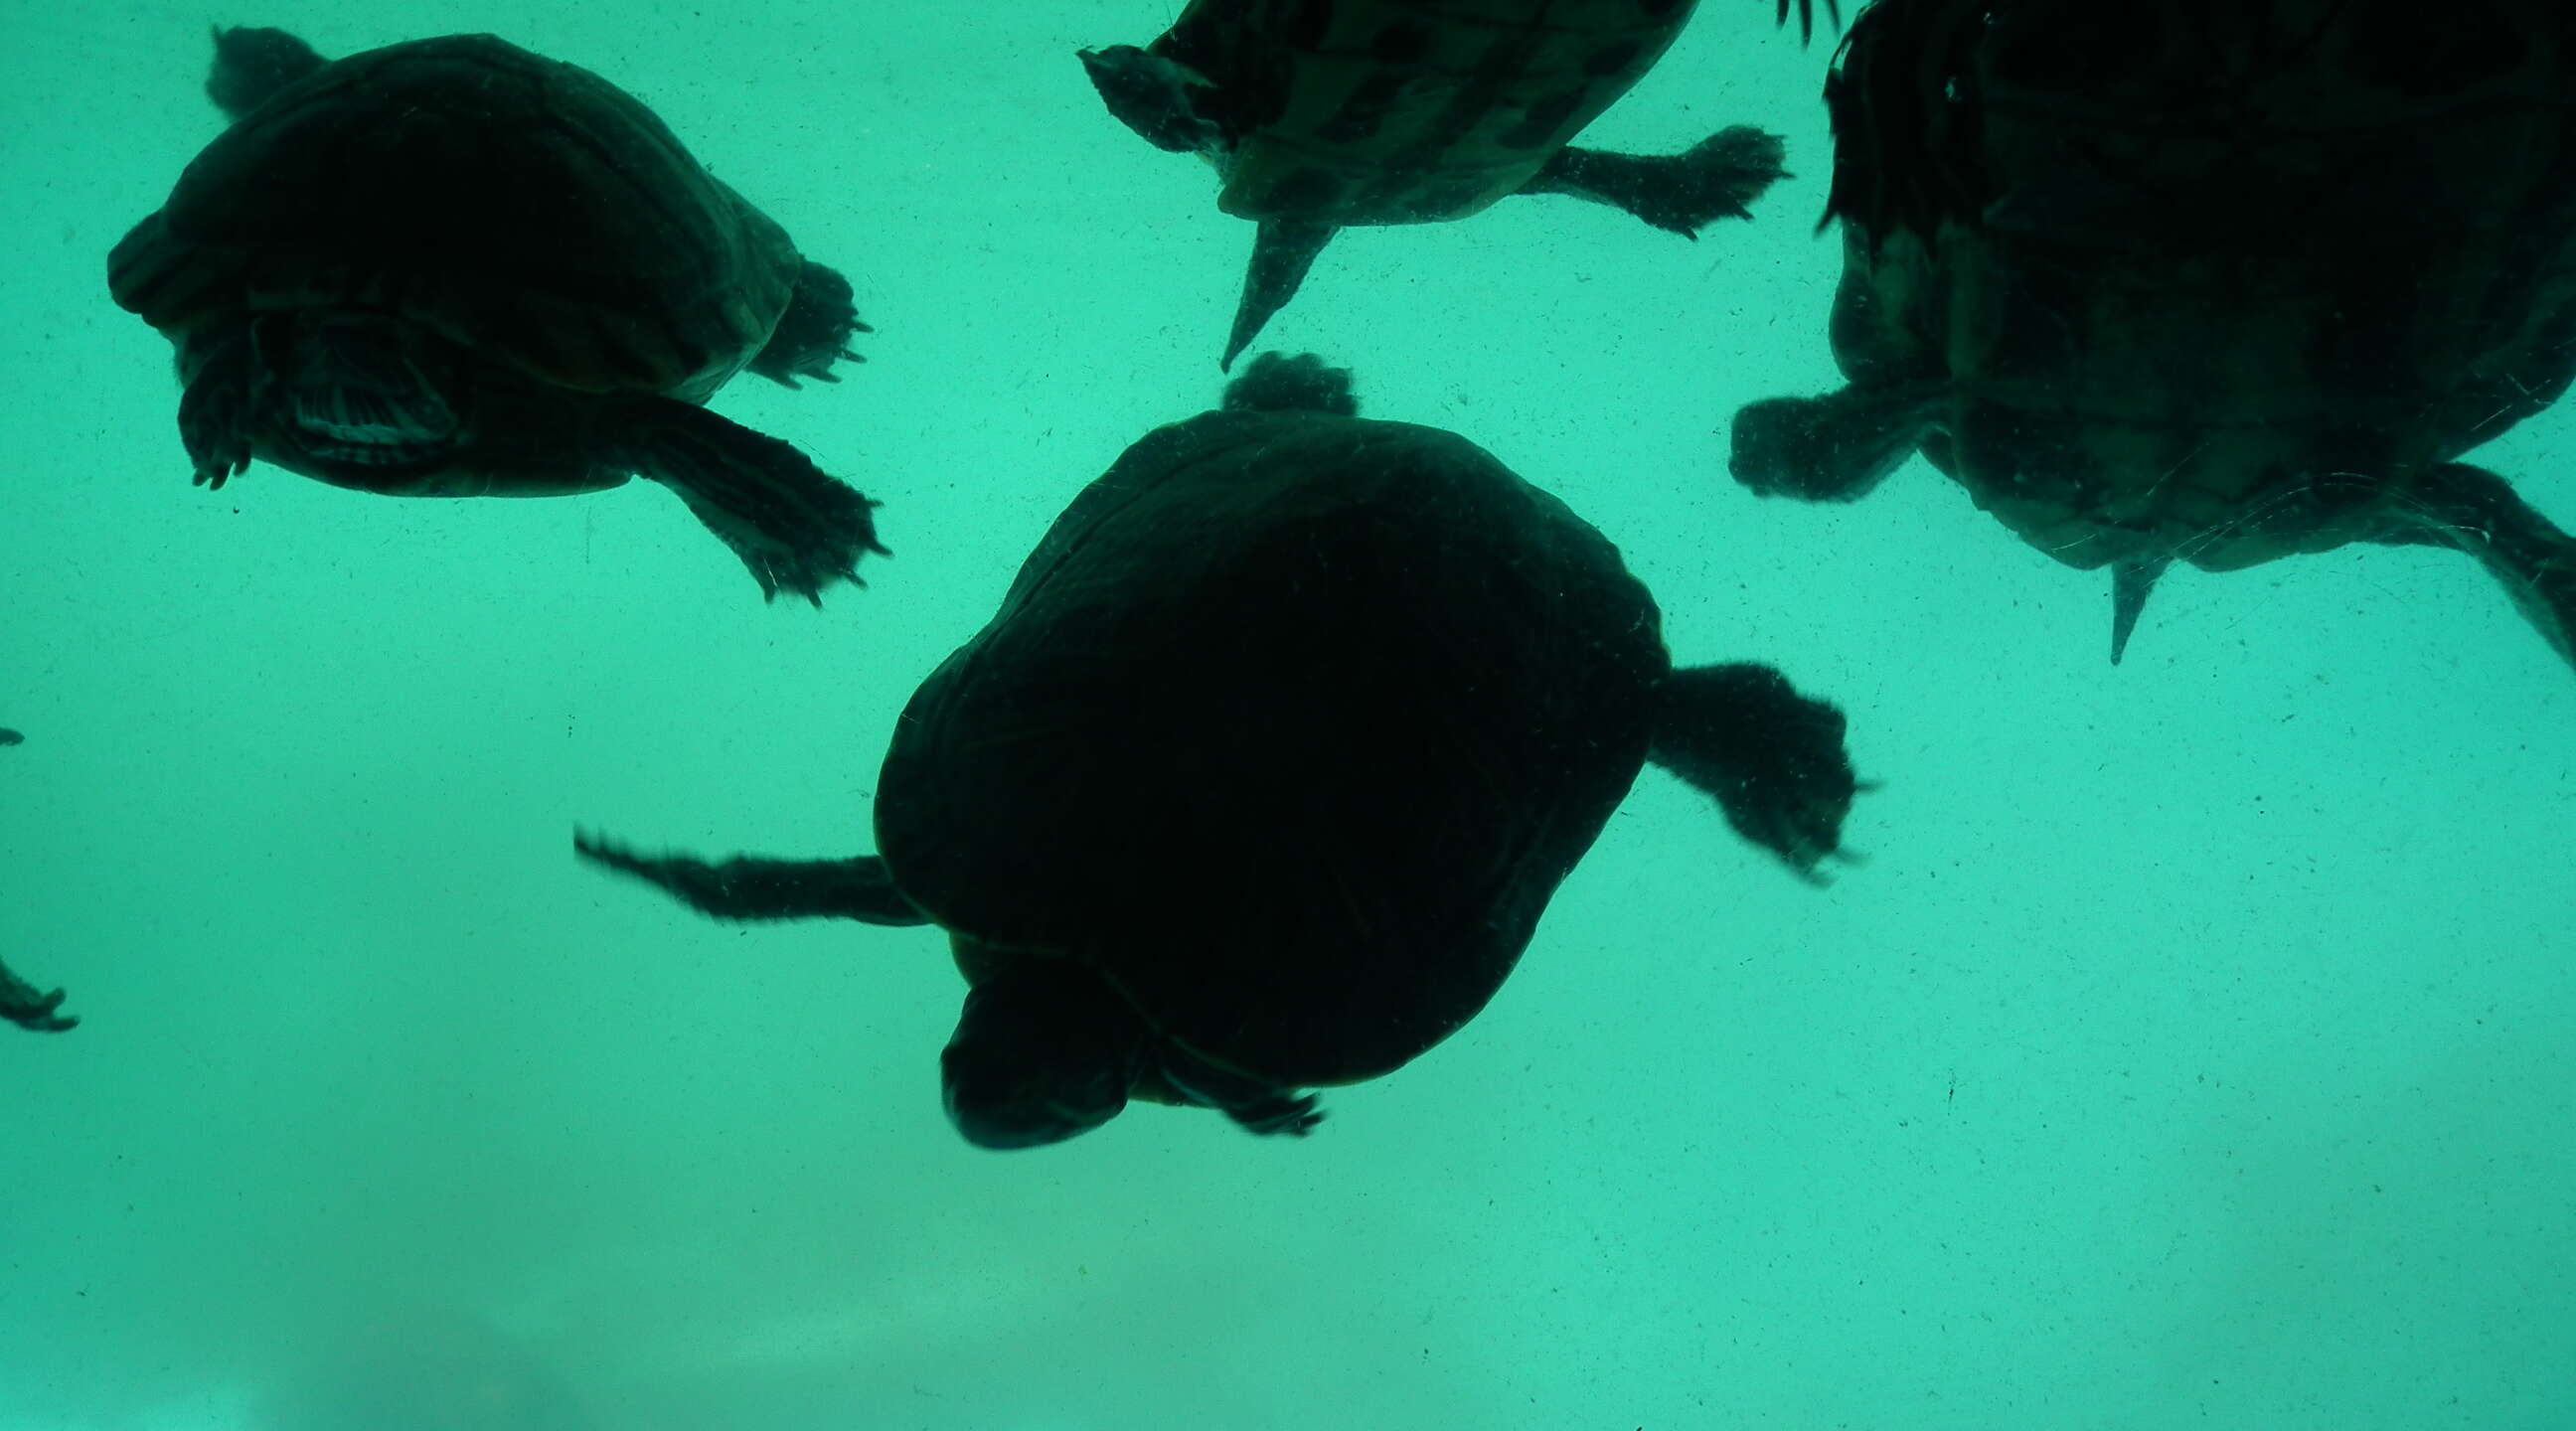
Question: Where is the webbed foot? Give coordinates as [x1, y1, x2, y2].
[1729, 380, 1942, 503]
[746, 260, 871, 388]
[1525, 127, 1790, 237]
[177, 326, 258, 489]
[1, 957, 78, 1034]
[1647, 663, 1862, 883]
[608, 398, 886, 604]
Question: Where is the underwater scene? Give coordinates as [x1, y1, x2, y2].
[3, 0, 2572, 1426]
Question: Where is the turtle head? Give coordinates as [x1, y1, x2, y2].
[940, 961, 1150, 1150]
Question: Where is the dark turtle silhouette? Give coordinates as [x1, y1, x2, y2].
[0, 727, 21, 746]
[1730, 1, 2576, 669]
[1082, 1, 1838, 368]
[577, 353, 1859, 1149]
[108, 27, 886, 604]
[1729, 0, 2576, 669]
[1, 956, 74, 1034]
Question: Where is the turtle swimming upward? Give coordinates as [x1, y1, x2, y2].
[1729, 0, 2576, 671]
[1082, 0, 1840, 368]
[577, 353, 1860, 1149]
[108, 27, 885, 604]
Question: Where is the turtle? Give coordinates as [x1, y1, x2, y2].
[1, 956, 75, 1034]
[0, 727, 21, 746]
[1727, 0, 2576, 671]
[575, 352, 1861, 1149]
[1081, 0, 1841, 369]
[107, 27, 886, 605]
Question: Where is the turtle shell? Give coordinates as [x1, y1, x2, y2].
[1159, 0, 1703, 226]
[874, 402, 1669, 1085]
[108, 34, 795, 402]
[1820, 0, 2576, 571]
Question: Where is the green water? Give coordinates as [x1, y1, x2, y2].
[3, 3, 2571, 1427]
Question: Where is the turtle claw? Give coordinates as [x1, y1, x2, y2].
[1524, 127, 1789, 238]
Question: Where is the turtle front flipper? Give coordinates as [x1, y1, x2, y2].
[175, 322, 259, 489]
[1520, 126, 1790, 238]
[744, 260, 871, 389]
[601, 397, 886, 604]
[1778, 0, 1844, 45]
[1, 956, 77, 1034]
[1223, 220, 1338, 372]
[1647, 663, 1860, 883]
[574, 830, 931, 925]
[1729, 380, 1943, 503]
[2372, 462, 2576, 672]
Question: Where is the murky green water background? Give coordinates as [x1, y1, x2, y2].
[3, 3, 2570, 1427]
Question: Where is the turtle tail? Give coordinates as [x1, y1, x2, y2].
[1647, 663, 1860, 883]
[206, 27, 328, 121]
[1220, 351, 1357, 417]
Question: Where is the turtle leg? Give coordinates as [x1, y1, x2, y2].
[1519, 127, 1789, 238]
[600, 397, 886, 605]
[1, 956, 77, 1034]
[1223, 220, 1338, 373]
[1729, 379, 1943, 502]
[2367, 462, 2576, 671]
[176, 322, 260, 490]
[744, 260, 871, 389]
[574, 829, 931, 925]
[1648, 663, 1860, 884]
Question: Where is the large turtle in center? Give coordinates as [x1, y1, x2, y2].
[108, 27, 886, 604]
[1082, 1, 1839, 368]
[576, 353, 1859, 1149]
[1729, 0, 2576, 671]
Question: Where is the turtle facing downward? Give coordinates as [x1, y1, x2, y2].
[577, 353, 1859, 1149]
[1082, 1, 1838, 369]
[1730, 0, 2576, 671]
[109, 27, 886, 604]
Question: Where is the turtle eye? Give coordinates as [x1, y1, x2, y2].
[1978, 3, 2164, 94]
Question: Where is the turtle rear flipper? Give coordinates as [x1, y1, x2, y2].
[1522, 127, 1790, 238]
[1730, 381, 1943, 502]
[1, 957, 77, 1034]
[1648, 663, 1859, 882]
[605, 398, 886, 604]
[574, 830, 930, 925]
[2373, 462, 2576, 671]
[745, 260, 871, 389]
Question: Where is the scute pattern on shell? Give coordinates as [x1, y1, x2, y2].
[107, 34, 795, 400]
[1164, 0, 1703, 225]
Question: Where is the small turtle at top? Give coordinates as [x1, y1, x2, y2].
[1083, 1, 1839, 369]
[2, 956, 76, 1034]
[108, 27, 885, 604]
[577, 352, 1860, 1149]
[1729, 0, 2576, 671]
